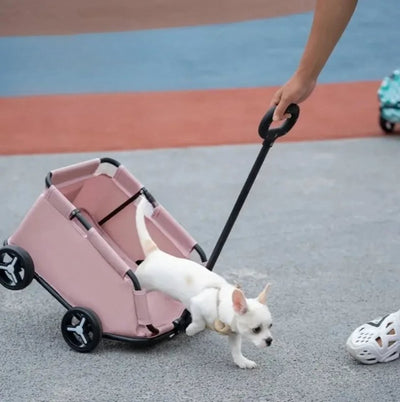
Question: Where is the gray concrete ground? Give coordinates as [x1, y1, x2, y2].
[1, 136, 400, 401]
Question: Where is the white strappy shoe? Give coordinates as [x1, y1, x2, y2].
[346, 310, 400, 364]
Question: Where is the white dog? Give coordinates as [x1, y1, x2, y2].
[135, 197, 273, 368]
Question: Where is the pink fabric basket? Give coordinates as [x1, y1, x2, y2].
[5, 157, 205, 350]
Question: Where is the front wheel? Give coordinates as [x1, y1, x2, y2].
[0, 245, 35, 290]
[380, 116, 395, 133]
[61, 307, 102, 353]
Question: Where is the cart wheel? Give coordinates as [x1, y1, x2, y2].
[0, 245, 35, 290]
[61, 307, 102, 353]
[380, 116, 395, 133]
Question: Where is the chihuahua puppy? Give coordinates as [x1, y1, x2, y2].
[135, 197, 273, 368]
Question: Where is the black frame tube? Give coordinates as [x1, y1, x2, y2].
[69, 209, 92, 231]
[193, 244, 207, 263]
[126, 269, 141, 290]
[206, 104, 299, 270]
[206, 140, 273, 270]
[98, 190, 142, 226]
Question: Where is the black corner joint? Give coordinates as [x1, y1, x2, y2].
[69, 209, 92, 231]
[174, 309, 192, 333]
[126, 269, 141, 291]
[100, 157, 121, 167]
[45, 172, 52, 188]
[140, 187, 157, 208]
[193, 244, 207, 263]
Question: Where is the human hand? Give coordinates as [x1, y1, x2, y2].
[270, 73, 316, 121]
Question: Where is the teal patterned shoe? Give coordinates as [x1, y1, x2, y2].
[378, 69, 400, 133]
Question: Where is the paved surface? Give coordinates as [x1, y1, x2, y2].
[1, 136, 400, 401]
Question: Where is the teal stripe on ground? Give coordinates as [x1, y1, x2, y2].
[0, 0, 398, 97]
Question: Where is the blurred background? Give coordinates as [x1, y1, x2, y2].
[0, 0, 398, 156]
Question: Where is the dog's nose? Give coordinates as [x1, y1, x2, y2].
[265, 337, 273, 347]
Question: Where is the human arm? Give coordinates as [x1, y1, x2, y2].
[271, 0, 358, 121]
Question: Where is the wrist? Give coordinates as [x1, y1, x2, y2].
[294, 67, 319, 85]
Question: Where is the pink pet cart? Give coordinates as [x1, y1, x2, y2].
[0, 105, 299, 352]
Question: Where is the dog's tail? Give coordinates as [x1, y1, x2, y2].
[136, 196, 158, 257]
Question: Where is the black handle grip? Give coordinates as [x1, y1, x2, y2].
[258, 103, 300, 142]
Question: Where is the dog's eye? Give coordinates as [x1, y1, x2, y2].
[268, 323, 272, 329]
[252, 326, 262, 334]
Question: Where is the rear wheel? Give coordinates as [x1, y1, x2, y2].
[0, 245, 35, 290]
[61, 307, 102, 353]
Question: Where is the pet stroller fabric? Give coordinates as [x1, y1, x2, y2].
[1, 158, 204, 350]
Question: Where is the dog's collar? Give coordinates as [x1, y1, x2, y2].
[210, 288, 233, 336]
[212, 319, 232, 335]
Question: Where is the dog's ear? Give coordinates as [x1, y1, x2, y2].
[257, 283, 271, 305]
[232, 288, 248, 315]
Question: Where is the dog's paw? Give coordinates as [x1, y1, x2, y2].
[185, 323, 203, 336]
[234, 358, 257, 369]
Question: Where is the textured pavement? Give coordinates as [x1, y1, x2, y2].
[1, 136, 400, 401]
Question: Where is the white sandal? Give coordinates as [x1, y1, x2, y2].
[346, 310, 400, 364]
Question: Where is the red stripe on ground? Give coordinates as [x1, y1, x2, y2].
[0, 81, 382, 156]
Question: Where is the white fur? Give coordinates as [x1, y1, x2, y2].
[135, 197, 273, 368]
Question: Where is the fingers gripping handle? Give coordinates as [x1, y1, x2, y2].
[258, 104, 300, 143]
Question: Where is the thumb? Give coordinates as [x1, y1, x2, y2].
[269, 88, 282, 108]
[273, 97, 290, 121]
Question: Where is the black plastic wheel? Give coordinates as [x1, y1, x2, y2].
[61, 307, 102, 353]
[380, 116, 395, 133]
[0, 245, 35, 290]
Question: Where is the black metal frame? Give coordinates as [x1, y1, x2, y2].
[206, 104, 299, 270]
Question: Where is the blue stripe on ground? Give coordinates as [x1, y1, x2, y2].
[0, 0, 398, 97]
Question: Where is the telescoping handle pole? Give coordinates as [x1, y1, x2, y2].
[206, 104, 300, 270]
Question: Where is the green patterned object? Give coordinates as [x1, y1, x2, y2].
[378, 70, 400, 123]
